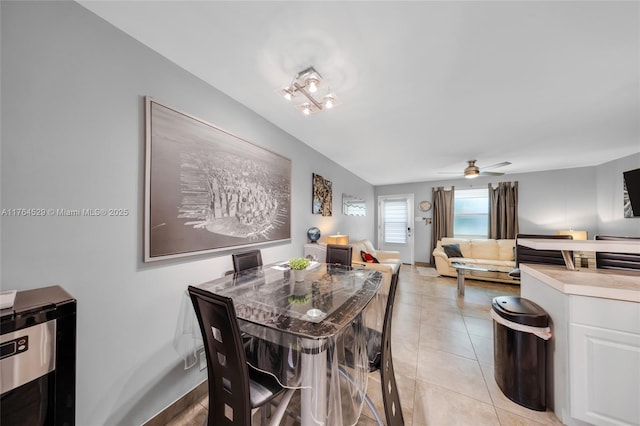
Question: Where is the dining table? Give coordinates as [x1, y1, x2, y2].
[179, 261, 386, 426]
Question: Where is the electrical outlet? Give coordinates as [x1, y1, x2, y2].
[198, 349, 207, 371]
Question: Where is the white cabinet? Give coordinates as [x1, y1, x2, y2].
[304, 243, 327, 262]
[569, 296, 640, 426]
[521, 266, 640, 426]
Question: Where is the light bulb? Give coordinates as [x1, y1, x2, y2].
[283, 89, 292, 101]
[324, 96, 334, 109]
[307, 78, 318, 93]
[303, 105, 311, 115]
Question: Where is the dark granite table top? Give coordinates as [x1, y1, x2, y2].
[192, 263, 383, 340]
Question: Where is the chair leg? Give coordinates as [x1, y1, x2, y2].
[261, 405, 268, 425]
[338, 367, 384, 426]
[268, 388, 297, 426]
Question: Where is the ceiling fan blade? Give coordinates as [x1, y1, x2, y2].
[483, 161, 511, 170]
[480, 171, 504, 176]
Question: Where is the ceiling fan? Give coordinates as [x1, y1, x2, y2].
[440, 160, 512, 179]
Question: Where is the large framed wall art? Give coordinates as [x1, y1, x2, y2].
[623, 167, 640, 218]
[144, 98, 291, 262]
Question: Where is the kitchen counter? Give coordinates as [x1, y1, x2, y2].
[521, 264, 640, 302]
[519, 264, 640, 426]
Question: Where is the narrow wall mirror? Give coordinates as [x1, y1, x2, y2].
[343, 194, 366, 216]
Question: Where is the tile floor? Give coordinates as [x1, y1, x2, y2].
[167, 266, 564, 425]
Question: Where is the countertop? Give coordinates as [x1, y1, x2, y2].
[521, 264, 640, 303]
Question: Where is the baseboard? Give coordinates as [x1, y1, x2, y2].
[414, 261, 433, 267]
[143, 380, 208, 426]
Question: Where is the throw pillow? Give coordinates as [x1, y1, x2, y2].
[360, 250, 380, 263]
[442, 243, 463, 258]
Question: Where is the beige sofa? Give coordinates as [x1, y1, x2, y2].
[349, 239, 401, 291]
[432, 238, 518, 284]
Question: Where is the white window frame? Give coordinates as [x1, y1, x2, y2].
[382, 198, 408, 244]
[453, 188, 489, 239]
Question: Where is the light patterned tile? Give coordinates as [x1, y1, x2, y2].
[412, 380, 499, 426]
[418, 324, 476, 359]
[415, 348, 492, 403]
[469, 333, 495, 365]
[464, 315, 494, 338]
[421, 295, 462, 314]
[420, 309, 467, 333]
[391, 316, 421, 341]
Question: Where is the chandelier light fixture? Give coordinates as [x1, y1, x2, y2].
[277, 66, 338, 115]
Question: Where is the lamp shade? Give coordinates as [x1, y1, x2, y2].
[326, 234, 349, 245]
[556, 230, 588, 240]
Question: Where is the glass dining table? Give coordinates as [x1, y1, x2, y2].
[185, 262, 386, 426]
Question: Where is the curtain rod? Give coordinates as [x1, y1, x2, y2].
[432, 181, 518, 191]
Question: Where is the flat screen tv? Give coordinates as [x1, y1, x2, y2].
[623, 168, 640, 218]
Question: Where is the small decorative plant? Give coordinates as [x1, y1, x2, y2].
[289, 257, 311, 270]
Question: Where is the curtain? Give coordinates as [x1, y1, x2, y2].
[431, 186, 454, 264]
[488, 181, 519, 239]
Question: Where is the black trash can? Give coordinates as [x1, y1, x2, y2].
[492, 296, 550, 411]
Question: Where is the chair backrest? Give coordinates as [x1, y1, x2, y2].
[232, 249, 263, 273]
[595, 235, 640, 271]
[326, 244, 353, 265]
[380, 273, 404, 426]
[515, 234, 573, 267]
[188, 286, 252, 426]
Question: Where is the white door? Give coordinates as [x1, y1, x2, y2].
[377, 195, 414, 264]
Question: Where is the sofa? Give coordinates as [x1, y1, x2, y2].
[349, 239, 401, 291]
[432, 237, 518, 284]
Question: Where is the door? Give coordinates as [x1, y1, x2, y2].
[378, 195, 414, 264]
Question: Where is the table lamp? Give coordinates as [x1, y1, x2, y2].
[555, 229, 588, 240]
[326, 234, 349, 245]
[556, 229, 589, 268]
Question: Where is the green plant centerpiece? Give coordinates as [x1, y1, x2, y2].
[289, 257, 311, 283]
[289, 257, 311, 270]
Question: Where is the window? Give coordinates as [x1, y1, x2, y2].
[382, 199, 408, 244]
[454, 188, 488, 239]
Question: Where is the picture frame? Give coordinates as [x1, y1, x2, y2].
[312, 173, 332, 216]
[144, 97, 291, 262]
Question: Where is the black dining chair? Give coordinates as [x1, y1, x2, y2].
[340, 273, 403, 426]
[377, 274, 403, 426]
[508, 233, 573, 278]
[326, 244, 353, 266]
[232, 249, 263, 273]
[188, 285, 285, 426]
[595, 235, 640, 271]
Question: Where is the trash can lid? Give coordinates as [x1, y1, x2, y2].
[492, 296, 549, 327]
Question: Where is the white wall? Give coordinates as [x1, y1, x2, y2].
[0, 2, 373, 424]
[376, 157, 640, 264]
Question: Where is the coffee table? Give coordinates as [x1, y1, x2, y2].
[451, 262, 513, 296]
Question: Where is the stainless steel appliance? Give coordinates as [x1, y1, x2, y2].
[1, 286, 76, 425]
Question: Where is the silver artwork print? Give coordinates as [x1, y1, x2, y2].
[144, 98, 291, 262]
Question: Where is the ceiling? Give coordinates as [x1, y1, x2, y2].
[78, 1, 639, 186]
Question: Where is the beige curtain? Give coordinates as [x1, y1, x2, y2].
[431, 186, 454, 264]
[488, 181, 519, 239]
